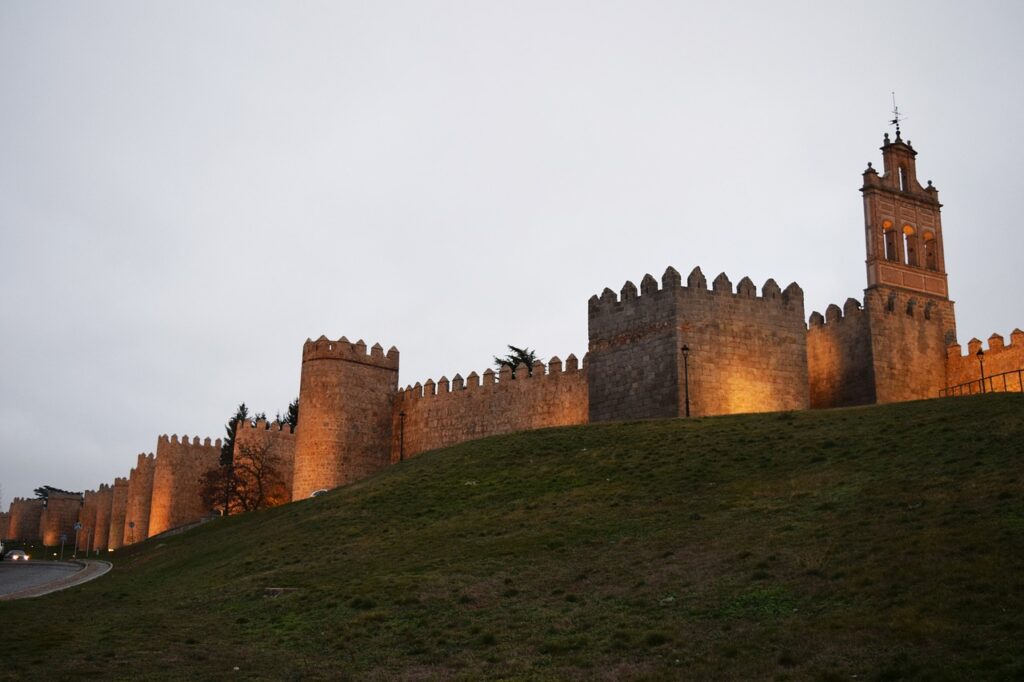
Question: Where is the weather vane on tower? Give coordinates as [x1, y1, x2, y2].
[889, 92, 906, 139]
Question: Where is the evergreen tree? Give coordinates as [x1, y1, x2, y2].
[493, 345, 540, 378]
[219, 403, 249, 516]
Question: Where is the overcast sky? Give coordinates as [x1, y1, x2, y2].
[2, 1, 1022, 504]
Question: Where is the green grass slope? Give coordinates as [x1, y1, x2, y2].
[1, 395, 1022, 681]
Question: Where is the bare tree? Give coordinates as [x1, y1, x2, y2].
[200, 442, 287, 515]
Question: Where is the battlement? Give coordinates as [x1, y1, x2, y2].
[392, 351, 589, 462]
[400, 353, 585, 401]
[589, 266, 803, 316]
[238, 418, 295, 435]
[158, 434, 223, 450]
[947, 328, 1024, 358]
[809, 298, 867, 327]
[302, 335, 399, 369]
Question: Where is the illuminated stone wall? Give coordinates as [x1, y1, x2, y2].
[5, 498, 43, 541]
[78, 489, 99, 550]
[108, 477, 129, 550]
[588, 266, 809, 420]
[807, 299, 876, 408]
[292, 338, 399, 500]
[809, 288, 953, 406]
[91, 483, 113, 552]
[123, 453, 155, 545]
[148, 435, 221, 537]
[39, 491, 83, 546]
[945, 330, 1024, 392]
[233, 419, 296, 501]
[864, 287, 952, 404]
[391, 355, 588, 463]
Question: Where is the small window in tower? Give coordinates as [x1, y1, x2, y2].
[903, 225, 919, 267]
[883, 222, 899, 262]
[923, 231, 938, 271]
[899, 167, 907, 191]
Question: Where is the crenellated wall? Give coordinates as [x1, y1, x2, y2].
[864, 287, 952, 403]
[809, 287, 955, 406]
[148, 435, 221, 537]
[807, 298, 876, 408]
[108, 477, 129, 550]
[40, 491, 83, 546]
[588, 266, 808, 420]
[391, 354, 588, 462]
[234, 419, 296, 502]
[6, 498, 43, 541]
[945, 329, 1024, 392]
[91, 483, 113, 551]
[123, 453, 155, 545]
[293, 337, 399, 500]
[78, 489, 99, 549]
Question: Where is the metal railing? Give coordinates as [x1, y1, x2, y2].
[939, 368, 1024, 397]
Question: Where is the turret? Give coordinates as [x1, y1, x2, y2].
[292, 336, 399, 500]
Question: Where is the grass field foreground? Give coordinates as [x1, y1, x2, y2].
[0, 394, 1022, 680]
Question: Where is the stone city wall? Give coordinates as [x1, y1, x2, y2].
[91, 483, 113, 552]
[588, 266, 808, 421]
[807, 298, 877, 408]
[234, 418, 296, 501]
[108, 476, 129, 550]
[40, 492, 83, 547]
[123, 453, 155, 546]
[148, 435, 221, 537]
[391, 354, 588, 462]
[0, 512, 8, 540]
[864, 288, 951, 404]
[293, 337, 399, 500]
[78, 489, 99, 549]
[6, 498, 43, 542]
[945, 329, 1024, 393]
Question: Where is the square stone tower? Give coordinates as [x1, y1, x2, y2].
[588, 266, 809, 420]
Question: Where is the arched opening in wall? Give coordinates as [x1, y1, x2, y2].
[882, 219, 899, 261]
[923, 231, 938, 271]
[899, 167, 907, 191]
[903, 225, 919, 267]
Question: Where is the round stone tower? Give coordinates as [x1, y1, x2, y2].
[292, 336, 399, 500]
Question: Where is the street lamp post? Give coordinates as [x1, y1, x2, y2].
[399, 411, 406, 462]
[977, 348, 986, 393]
[681, 345, 691, 418]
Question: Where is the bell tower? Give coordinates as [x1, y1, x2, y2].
[862, 131, 948, 293]
[861, 129, 956, 342]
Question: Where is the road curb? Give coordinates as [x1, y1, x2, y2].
[0, 560, 112, 601]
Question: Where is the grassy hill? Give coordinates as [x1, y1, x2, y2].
[1, 395, 1022, 681]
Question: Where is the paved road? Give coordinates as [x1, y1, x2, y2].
[0, 560, 111, 600]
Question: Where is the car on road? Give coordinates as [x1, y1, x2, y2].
[4, 550, 30, 561]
